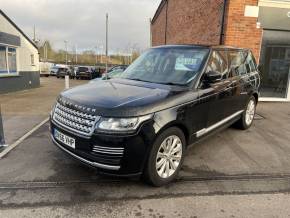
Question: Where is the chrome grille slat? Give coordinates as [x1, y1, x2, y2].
[92, 149, 124, 155]
[92, 145, 124, 156]
[53, 103, 100, 137]
[57, 104, 95, 121]
[92, 148, 124, 152]
[92, 145, 124, 151]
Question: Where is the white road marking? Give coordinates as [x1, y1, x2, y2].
[0, 117, 49, 159]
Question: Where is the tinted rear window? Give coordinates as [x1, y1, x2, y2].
[78, 67, 89, 72]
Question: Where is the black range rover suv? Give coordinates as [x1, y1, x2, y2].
[50, 45, 260, 186]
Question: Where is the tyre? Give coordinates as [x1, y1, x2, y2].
[234, 96, 256, 130]
[143, 127, 186, 186]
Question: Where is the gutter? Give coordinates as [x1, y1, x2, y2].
[220, 0, 227, 45]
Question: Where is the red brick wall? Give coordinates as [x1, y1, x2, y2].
[151, 0, 224, 46]
[222, 0, 262, 61]
[151, 1, 167, 46]
[151, 0, 262, 61]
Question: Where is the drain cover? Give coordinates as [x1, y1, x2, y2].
[254, 114, 265, 120]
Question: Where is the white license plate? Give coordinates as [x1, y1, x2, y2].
[54, 129, 75, 149]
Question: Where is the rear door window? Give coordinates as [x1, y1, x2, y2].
[228, 51, 247, 77]
[79, 67, 89, 72]
[245, 51, 257, 73]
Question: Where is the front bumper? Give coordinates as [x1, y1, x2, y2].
[51, 135, 120, 170]
[50, 119, 156, 176]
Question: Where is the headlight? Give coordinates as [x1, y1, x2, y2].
[95, 114, 153, 133]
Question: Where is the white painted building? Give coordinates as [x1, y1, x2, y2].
[0, 10, 40, 94]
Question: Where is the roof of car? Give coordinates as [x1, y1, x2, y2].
[152, 44, 248, 51]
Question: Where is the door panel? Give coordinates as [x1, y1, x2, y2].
[198, 81, 233, 127]
[198, 50, 232, 128]
[228, 50, 249, 113]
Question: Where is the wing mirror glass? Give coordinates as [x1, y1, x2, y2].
[204, 71, 222, 84]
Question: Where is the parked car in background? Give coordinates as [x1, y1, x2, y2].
[102, 69, 124, 79]
[68, 66, 78, 79]
[90, 67, 126, 83]
[75, 66, 99, 80]
[50, 66, 60, 76]
[50, 45, 260, 186]
[40, 71, 50, 77]
[40, 62, 54, 77]
[56, 67, 70, 78]
[106, 65, 128, 74]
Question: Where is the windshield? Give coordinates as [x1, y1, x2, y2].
[120, 47, 209, 85]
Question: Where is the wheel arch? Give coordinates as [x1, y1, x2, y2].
[252, 92, 259, 104]
[154, 121, 190, 146]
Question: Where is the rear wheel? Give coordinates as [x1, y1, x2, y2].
[143, 127, 186, 186]
[234, 96, 256, 130]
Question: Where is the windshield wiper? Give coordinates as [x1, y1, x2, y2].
[158, 82, 187, 86]
[125, 78, 153, 83]
[123, 78, 186, 86]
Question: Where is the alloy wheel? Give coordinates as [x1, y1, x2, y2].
[245, 99, 256, 126]
[155, 135, 183, 179]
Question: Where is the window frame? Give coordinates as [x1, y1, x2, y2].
[0, 44, 18, 77]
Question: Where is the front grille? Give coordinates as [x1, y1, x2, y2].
[53, 103, 100, 137]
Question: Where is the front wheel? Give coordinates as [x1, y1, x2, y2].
[234, 96, 256, 130]
[143, 127, 186, 186]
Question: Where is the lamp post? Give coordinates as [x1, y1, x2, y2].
[105, 13, 109, 72]
[75, 44, 78, 65]
[64, 40, 68, 65]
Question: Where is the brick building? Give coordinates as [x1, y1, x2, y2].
[151, 0, 290, 101]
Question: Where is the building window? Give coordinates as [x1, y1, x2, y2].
[0, 46, 7, 73]
[0, 45, 17, 75]
[31, 54, 35, 66]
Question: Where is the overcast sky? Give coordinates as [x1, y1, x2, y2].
[1, 0, 162, 54]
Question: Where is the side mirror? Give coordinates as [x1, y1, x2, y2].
[204, 71, 222, 84]
[102, 73, 110, 80]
